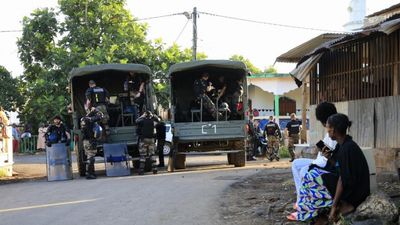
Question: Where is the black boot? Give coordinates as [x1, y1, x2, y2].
[86, 157, 96, 179]
[139, 158, 145, 175]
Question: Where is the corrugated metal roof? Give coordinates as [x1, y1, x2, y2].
[248, 73, 290, 79]
[275, 33, 346, 63]
[366, 3, 400, 18]
[289, 16, 400, 86]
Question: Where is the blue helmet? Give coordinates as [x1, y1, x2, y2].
[93, 123, 103, 139]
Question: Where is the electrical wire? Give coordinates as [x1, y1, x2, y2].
[136, 12, 187, 21]
[199, 11, 346, 33]
[174, 19, 190, 43]
[0, 30, 22, 33]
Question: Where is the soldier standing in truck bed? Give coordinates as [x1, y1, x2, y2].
[193, 72, 222, 120]
[85, 80, 110, 140]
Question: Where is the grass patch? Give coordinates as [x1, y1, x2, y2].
[279, 146, 290, 158]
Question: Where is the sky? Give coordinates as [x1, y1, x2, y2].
[0, 0, 399, 78]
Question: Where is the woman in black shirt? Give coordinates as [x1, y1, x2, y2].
[325, 113, 370, 222]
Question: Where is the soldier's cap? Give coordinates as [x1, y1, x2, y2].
[53, 115, 62, 120]
[88, 80, 96, 84]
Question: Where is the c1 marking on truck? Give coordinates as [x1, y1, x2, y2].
[201, 124, 217, 134]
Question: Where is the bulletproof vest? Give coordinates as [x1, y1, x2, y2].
[288, 120, 301, 135]
[155, 122, 166, 140]
[47, 125, 67, 143]
[193, 79, 207, 97]
[266, 123, 278, 136]
[140, 117, 155, 138]
[90, 87, 106, 104]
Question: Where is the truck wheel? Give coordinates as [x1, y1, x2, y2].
[168, 142, 178, 172]
[175, 154, 186, 169]
[227, 153, 234, 165]
[233, 151, 246, 167]
[77, 145, 86, 177]
[232, 140, 246, 167]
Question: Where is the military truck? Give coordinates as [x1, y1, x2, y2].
[167, 60, 249, 171]
[69, 64, 157, 176]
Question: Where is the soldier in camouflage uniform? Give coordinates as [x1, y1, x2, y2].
[193, 73, 222, 120]
[85, 80, 110, 140]
[136, 111, 160, 175]
[80, 107, 104, 179]
[263, 116, 282, 161]
[285, 113, 302, 162]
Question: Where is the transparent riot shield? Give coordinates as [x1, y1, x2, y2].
[46, 143, 73, 181]
[103, 143, 130, 176]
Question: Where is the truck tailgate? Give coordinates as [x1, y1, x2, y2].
[174, 120, 246, 142]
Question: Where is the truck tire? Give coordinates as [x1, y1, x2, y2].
[175, 154, 186, 169]
[76, 143, 86, 177]
[233, 151, 246, 167]
[232, 140, 246, 167]
[227, 153, 234, 165]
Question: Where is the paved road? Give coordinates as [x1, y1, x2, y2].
[0, 155, 293, 225]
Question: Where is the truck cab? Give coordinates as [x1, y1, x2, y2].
[167, 60, 249, 171]
[69, 64, 156, 176]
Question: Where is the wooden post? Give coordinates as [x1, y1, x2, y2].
[394, 64, 399, 96]
[301, 79, 308, 143]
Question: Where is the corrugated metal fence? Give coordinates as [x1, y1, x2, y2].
[309, 95, 400, 148]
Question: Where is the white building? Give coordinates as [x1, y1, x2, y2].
[343, 0, 366, 31]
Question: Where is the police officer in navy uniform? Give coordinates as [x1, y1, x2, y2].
[264, 116, 282, 161]
[285, 113, 302, 162]
[136, 111, 160, 175]
[85, 80, 110, 140]
[193, 72, 222, 120]
[80, 107, 104, 179]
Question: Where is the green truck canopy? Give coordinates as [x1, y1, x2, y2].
[167, 60, 247, 76]
[69, 63, 153, 79]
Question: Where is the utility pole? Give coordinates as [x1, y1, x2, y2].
[192, 7, 197, 61]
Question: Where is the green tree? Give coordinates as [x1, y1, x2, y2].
[0, 66, 23, 111]
[17, 0, 202, 125]
[264, 65, 277, 73]
[229, 54, 261, 74]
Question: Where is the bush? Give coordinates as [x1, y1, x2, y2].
[279, 146, 290, 158]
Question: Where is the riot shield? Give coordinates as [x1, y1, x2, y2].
[103, 143, 130, 176]
[46, 143, 73, 181]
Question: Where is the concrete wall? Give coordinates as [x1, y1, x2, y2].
[248, 85, 274, 113]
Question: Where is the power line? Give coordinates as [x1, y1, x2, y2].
[174, 19, 190, 43]
[0, 30, 22, 33]
[136, 12, 188, 21]
[199, 11, 347, 33]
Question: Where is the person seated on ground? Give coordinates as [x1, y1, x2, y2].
[288, 113, 370, 225]
[325, 113, 370, 223]
[291, 102, 337, 208]
[193, 72, 222, 120]
[45, 115, 70, 147]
